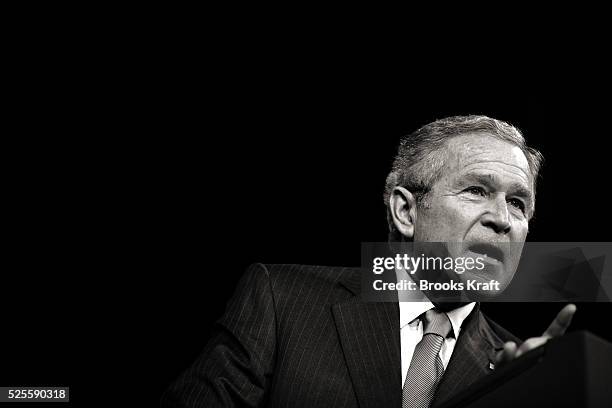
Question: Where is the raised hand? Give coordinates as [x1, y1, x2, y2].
[495, 304, 576, 367]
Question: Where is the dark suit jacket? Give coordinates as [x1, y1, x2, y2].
[162, 263, 521, 407]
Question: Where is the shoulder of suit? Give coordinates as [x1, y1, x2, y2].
[246, 263, 360, 300]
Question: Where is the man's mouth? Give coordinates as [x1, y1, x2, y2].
[466, 243, 505, 265]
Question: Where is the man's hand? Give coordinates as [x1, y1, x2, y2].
[495, 304, 577, 367]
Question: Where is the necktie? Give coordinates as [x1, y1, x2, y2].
[402, 308, 452, 408]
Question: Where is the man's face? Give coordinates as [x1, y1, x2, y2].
[412, 133, 533, 291]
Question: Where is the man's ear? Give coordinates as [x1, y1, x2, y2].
[389, 186, 418, 239]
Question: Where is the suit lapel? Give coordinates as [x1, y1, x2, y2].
[332, 298, 402, 408]
[432, 304, 504, 406]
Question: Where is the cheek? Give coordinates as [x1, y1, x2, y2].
[512, 219, 530, 240]
[416, 200, 475, 240]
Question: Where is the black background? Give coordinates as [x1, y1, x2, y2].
[3, 25, 612, 405]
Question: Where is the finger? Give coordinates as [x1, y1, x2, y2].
[515, 337, 548, 358]
[495, 341, 517, 366]
[543, 304, 576, 339]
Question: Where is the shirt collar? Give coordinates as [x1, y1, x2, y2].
[399, 300, 476, 339]
[396, 267, 476, 338]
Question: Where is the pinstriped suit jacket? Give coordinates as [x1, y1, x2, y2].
[161, 263, 520, 407]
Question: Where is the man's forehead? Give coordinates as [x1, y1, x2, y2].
[443, 133, 531, 177]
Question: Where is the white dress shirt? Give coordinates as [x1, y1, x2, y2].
[399, 300, 475, 387]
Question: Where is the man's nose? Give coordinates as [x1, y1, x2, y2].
[481, 194, 511, 234]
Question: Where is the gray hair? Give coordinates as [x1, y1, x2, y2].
[384, 115, 544, 235]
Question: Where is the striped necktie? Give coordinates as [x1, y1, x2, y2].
[402, 308, 452, 408]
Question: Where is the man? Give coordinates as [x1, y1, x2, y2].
[162, 115, 575, 407]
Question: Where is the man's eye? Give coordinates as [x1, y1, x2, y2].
[464, 186, 487, 197]
[508, 198, 525, 212]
